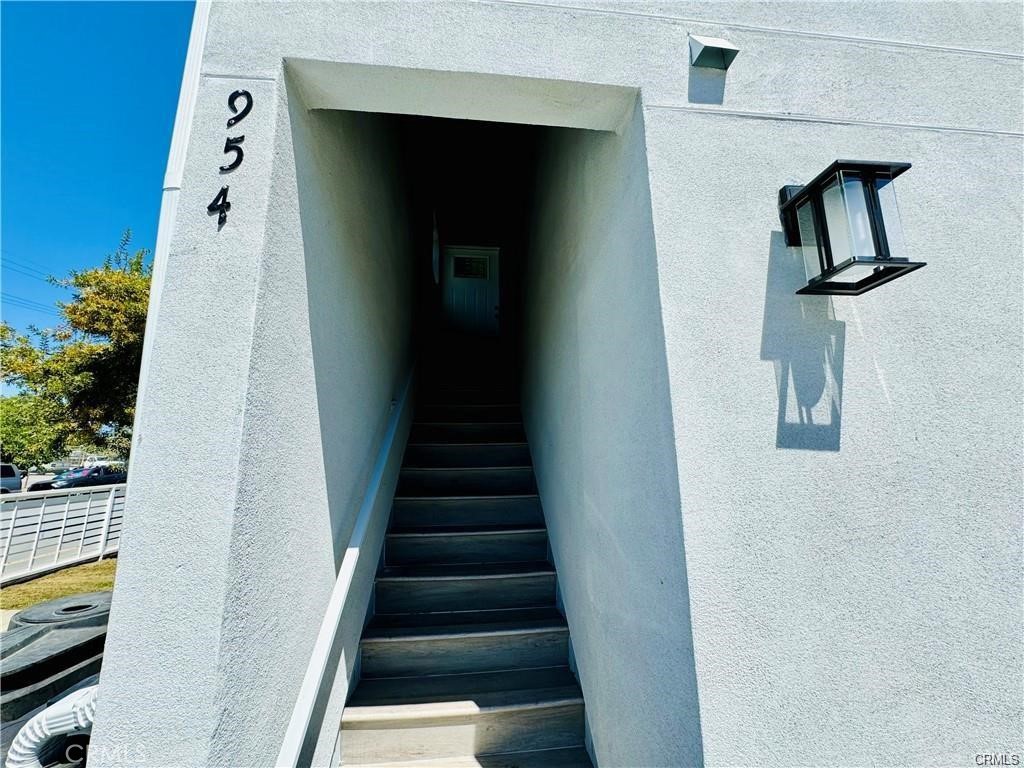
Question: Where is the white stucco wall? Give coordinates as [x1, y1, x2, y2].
[646, 108, 1023, 766]
[95, 1, 1022, 766]
[93, 55, 415, 767]
[522, 104, 704, 766]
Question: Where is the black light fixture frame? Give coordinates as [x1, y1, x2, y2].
[779, 160, 927, 296]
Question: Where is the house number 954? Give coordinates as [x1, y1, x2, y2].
[207, 89, 253, 227]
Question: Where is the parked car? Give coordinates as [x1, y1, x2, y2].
[49, 465, 127, 490]
[1, 463, 24, 493]
[27, 470, 73, 492]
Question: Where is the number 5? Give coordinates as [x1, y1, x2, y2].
[220, 136, 245, 172]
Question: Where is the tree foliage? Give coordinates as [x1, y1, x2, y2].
[0, 395, 64, 468]
[1, 232, 151, 459]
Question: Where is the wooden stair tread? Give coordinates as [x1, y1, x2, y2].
[364, 615, 567, 641]
[378, 561, 554, 580]
[406, 441, 529, 448]
[394, 493, 540, 501]
[357, 747, 593, 768]
[388, 524, 546, 536]
[400, 466, 533, 473]
[369, 606, 563, 630]
[347, 667, 580, 708]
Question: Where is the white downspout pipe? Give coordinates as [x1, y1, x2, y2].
[5, 685, 98, 768]
[127, 0, 212, 464]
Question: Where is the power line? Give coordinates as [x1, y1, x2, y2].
[1, 301, 61, 319]
[1, 305, 60, 319]
[2, 263, 53, 284]
[2, 259, 50, 276]
[0, 311, 61, 323]
[0, 254, 51, 279]
[1, 290, 57, 308]
[1, 292, 62, 314]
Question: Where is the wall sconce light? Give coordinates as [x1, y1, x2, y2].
[688, 34, 740, 70]
[779, 160, 926, 295]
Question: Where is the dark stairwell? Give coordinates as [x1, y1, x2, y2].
[339, 335, 592, 767]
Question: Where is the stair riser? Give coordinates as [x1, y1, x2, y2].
[376, 575, 555, 613]
[341, 702, 584, 764]
[360, 630, 569, 678]
[369, 607, 562, 630]
[391, 498, 544, 529]
[410, 424, 526, 443]
[398, 468, 537, 496]
[403, 444, 532, 469]
[386, 531, 548, 566]
[419, 389, 519, 406]
[416, 405, 521, 423]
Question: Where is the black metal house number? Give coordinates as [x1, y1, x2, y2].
[207, 89, 253, 226]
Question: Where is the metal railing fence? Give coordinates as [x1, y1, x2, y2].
[0, 484, 126, 586]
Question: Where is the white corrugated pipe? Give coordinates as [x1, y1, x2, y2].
[5, 684, 98, 768]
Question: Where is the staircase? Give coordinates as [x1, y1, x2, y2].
[340, 353, 592, 767]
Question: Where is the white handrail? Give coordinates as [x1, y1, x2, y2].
[0, 484, 126, 585]
[276, 372, 412, 767]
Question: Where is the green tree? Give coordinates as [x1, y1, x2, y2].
[1, 232, 151, 459]
[0, 395, 64, 468]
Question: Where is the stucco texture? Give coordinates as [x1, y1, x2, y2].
[93, 65, 415, 766]
[522, 103, 704, 767]
[646, 106, 1022, 766]
[95, 1, 1022, 766]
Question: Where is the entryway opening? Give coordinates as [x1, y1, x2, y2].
[286, 62, 702, 766]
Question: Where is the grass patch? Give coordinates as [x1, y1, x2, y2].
[0, 558, 117, 611]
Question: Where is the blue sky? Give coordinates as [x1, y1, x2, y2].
[2, 1, 194, 333]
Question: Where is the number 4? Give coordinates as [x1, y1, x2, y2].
[207, 186, 231, 226]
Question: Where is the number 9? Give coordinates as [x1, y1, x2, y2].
[227, 90, 253, 128]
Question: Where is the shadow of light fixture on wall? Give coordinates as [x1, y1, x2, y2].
[761, 231, 845, 452]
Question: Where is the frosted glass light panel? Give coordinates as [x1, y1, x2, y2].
[779, 160, 926, 296]
[822, 171, 875, 262]
[795, 200, 822, 283]
[874, 174, 908, 261]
